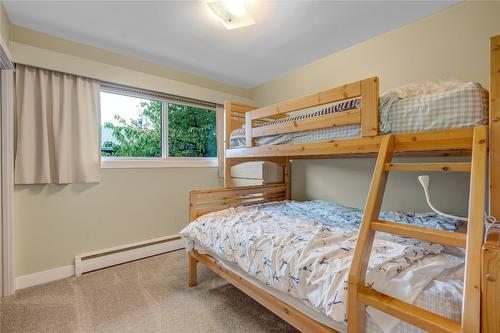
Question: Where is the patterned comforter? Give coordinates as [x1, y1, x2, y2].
[180, 200, 462, 330]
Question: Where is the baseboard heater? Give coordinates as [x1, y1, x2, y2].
[74, 235, 184, 276]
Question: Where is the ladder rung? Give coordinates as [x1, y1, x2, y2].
[357, 285, 461, 333]
[384, 162, 471, 172]
[371, 220, 467, 247]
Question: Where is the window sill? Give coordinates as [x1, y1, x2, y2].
[101, 157, 218, 169]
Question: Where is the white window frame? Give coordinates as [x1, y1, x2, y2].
[100, 88, 220, 169]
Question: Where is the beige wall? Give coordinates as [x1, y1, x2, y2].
[252, 1, 500, 105]
[9, 26, 249, 277]
[15, 168, 220, 276]
[253, 1, 499, 212]
[291, 157, 470, 216]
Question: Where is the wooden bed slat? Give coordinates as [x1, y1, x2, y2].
[393, 127, 474, 151]
[252, 109, 361, 138]
[195, 183, 286, 199]
[190, 184, 288, 220]
[357, 285, 461, 333]
[384, 162, 471, 172]
[250, 80, 363, 120]
[226, 128, 474, 159]
[194, 196, 287, 217]
[371, 220, 467, 247]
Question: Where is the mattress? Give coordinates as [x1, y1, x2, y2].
[180, 200, 465, 333]
[199, 247, 464, 333]
[229, 82, 488, 148]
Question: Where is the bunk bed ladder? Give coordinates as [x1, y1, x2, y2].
[348, 126, 488, 333]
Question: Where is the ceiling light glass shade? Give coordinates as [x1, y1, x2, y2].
[207, 0, 255, 30]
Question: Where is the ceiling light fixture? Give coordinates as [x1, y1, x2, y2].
[207, 0, 255, 30]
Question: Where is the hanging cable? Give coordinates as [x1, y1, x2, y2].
[417, 175, 468, 221]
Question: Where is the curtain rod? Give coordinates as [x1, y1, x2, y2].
[14, 62, 224, 108]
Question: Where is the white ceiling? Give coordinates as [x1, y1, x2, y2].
[4, 1, 455, 88]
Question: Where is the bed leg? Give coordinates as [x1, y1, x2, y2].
[188, 252, 198, 287]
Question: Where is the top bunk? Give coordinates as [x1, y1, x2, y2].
[224, 77, 489, 159]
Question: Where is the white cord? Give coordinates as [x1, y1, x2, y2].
[418, 175, 468, 222]
[485, 215, 500, 241]
[417, 175, 500, 242]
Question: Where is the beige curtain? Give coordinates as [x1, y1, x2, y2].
[15, 65, 101, 184]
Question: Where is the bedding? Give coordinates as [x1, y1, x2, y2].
[229, 81, 488, 148]
[180, 200, 464, 333]
[205, 248, 464, 333]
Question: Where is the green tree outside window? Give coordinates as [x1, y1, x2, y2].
[102, 100, 216, 158]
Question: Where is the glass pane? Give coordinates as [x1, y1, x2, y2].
[100, 91, 162, 157]
[168, 103, 217, 157]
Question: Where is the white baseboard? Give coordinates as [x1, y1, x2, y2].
[16, 265, 74, 290]
[75, 237, 184, 276]
[15, 236, 185, 290]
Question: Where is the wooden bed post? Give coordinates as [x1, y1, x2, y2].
[223, 101, 259, 187]
[462, 126, 487, 333]
[482, 34, 500, 333]
[490, 34, 499, 221]
[283, 158, 291, 200]
[188, 190, 199, 287]
[245, 112, 253, 148]
[360, 77, 379, 137]
[224, 101, 232, 188]
[224, 158, 232, 187]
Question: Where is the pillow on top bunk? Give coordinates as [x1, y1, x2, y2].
[380, 79, 471, 98]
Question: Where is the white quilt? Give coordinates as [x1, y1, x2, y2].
[180, 200, 463, 332]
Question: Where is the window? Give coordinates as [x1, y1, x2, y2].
[100, 86, 218, 168]
[167, 103, 217, 158]
[101, 92, 162, 158]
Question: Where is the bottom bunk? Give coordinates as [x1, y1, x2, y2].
[183, 126, 490, 333]
[182, 199, 465, 333]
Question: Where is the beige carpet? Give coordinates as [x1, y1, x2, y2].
[1, 250, 299, 333]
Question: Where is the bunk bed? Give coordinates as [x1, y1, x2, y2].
[181, 35, 500, 333]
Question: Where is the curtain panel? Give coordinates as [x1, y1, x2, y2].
[15, 65, 101, 184]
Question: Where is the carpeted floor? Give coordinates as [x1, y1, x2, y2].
[1, 250, 299, 333]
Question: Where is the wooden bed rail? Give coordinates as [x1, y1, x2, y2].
[189, 183, 288, 221]
[483, 228, 500, 333]
[241, 77, 379, 148]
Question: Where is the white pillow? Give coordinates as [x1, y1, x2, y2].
[381, 79, 470, 99]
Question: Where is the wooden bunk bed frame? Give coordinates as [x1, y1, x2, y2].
[187, 35, 500, 333]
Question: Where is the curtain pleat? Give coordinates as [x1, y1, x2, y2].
[15, 64, 101, 184]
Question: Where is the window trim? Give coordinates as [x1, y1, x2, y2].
[101, 157, 218, 169]
[100, 85, 220, 169]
